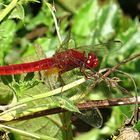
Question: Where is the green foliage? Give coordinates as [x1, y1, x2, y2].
[9, 3, 25, 20]
[0, 0, 139, 140]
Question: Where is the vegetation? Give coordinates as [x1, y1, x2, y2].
[0, 0, 139, 140]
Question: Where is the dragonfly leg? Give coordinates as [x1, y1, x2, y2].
[38, 71, 44, 81]
[58, 75, 65, 94]
[80, 67, 90, 79]
[80, 67, 97, 79]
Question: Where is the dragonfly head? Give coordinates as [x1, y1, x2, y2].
[85, 52, 99, 68]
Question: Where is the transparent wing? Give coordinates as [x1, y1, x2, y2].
[76, 40, 122, 55]
[34, 44, 47, 60]
[75, 108, 103, 128]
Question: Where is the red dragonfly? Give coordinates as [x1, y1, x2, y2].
[0, 45, 103, 128]
[0, 49, 98, 75]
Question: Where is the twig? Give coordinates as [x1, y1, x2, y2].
[2, 96, 140, 123]
[102, 52, 140, 79]
[77, 96, 140, 109]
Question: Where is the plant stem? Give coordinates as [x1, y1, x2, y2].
[0, 0, 18, 22]
[60, 112, 73, 140]
[45, 1, 62, 46]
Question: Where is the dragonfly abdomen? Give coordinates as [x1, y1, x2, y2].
[0, 58, 55, 75]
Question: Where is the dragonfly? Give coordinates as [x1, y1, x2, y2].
[0, 44, 103, 128]
[0, 49, 98, 75]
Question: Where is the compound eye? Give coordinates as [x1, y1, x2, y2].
[86, 53, 99, 68]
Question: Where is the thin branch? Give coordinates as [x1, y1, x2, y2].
[2, 96, 140, 123]
[102, 52, 140, 79]
[77, 96, 140, 109]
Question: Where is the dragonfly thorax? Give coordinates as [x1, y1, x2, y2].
[85, 52, 99, 69]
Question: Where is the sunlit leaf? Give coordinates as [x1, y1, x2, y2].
[9, 4, 25, 20]
[72, 0, 100, 37]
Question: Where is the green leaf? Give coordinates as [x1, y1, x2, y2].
[24, 72, 35, 81]
[0, 83, 13, 105]
[72, 0, 100, 37]
[14, 74, 21, 83]
[19, 0, 40, 5]
[0, 20, 16, 62]
[9, 4, 25, 20]
[56, 96, 80, 113]
[97, 2, 120, 40]
[10, 116, 61, 140]
[1, 75, 13, 85]
[26, 4, 53, 30]
[13, 80, 40, 95]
